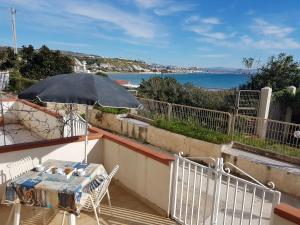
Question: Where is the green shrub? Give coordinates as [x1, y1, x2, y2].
[153, 118, 231, 144]
[94, 105, 129, 114]
[138, 77, 236, 112]
[234, 135, 300, 157]
[9, 76, 38, 93]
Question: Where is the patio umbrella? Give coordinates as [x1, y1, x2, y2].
[18, 73, 141, 162]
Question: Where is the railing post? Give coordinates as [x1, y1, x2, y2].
[257, 87, 272, 138]
[170, 155, 179, 218]
[284, 86, 296, 139]
[211, 158, 222, 225]
[270, 191, 281, 225]
[227, 114, 232, 135]
[70, 105, 74, 137]
[167, 103, 172, 121]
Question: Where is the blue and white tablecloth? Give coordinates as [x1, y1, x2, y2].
[4, 159, 107, 215]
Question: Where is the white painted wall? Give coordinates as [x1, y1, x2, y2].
[0, 139, 102, 198]
[101, 138, 172, 214]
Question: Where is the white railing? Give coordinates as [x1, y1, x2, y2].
[233, 114, 300, 152]
[63, 113, 87, 137]
[0, 71, 9, 91]
[137, 97, 170, 119]
[171, 154, 281, 225]
[136, 97, 232, 134]
[136, 97, 300, 152]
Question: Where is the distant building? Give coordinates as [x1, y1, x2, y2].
[73, 58, 90, 73]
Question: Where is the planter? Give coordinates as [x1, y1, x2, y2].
[233, 142, 300, 166]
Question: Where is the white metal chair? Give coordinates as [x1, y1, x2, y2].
[7, 156, 35, 180]
[3, 156, 35, 204]
[3, 157, 36, 225]
[61, 165, 119, 225]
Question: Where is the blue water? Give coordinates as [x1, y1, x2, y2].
[108, 73, 249, 89]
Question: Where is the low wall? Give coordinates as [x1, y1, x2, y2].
[89, 109, 148, 140]
[90, 112, 300, 198]
[17, 100, 63, 139]
[1, 98, 64, 140]
[100, 130, 174, 215]
[222, 152, 300, 198]
[1, 100, 19, 124]
[273, 204, 300, 225]
[88, 110, 225, 157]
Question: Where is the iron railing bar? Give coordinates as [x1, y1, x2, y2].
[179, 159, 185, 221]
[258, 191, 266, 225]
[240, 183, 247, 225]
[184, 163, 191, 224]
[231, 180, 239, 225]
[190, 164, 197, 225]
[196, 168, 203, 225]
[248, 187, 256, 225]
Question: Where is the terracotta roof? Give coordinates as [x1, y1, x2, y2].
[115, 80, 129, 85]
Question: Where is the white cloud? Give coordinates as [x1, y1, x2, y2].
[253, 38, 300, 49]
[252, 19, 294, 38]
[185, 16, 222, 25]
[197, 54, 230, 58]
[65, 2, 156, 39]
[184, 16, 228, 40]
[47, 41, 90, 47]
[134, 0, 162, 8]
[201, 17, 222, 25]
[194, 18, 300, 50]
[199, 35, 300, 50]
[191, 27, 229, 40]
[154, 3, 194, 16]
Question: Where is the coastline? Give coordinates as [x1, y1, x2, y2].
[106, 71, 248, 75]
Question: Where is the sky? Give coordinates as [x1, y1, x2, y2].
[0, 0, 300, 68]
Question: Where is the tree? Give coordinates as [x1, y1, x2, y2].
[241, 53, 300, 91]
[95, 71, 108, 77]
[138, 77, 235, 111]
[138, 77, 183, 103]
[19, 45, 74, 80]
[0, 47, 18, 70]
[242, 57, 254, 75]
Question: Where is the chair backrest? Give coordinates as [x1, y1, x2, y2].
[88, 165, 119, 209]
[7, 156, 34, 180]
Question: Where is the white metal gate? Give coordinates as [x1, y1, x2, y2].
[170, 154, 281, 225]
[235, 90, 261, 117]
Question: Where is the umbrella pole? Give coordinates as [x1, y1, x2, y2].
[84, 105, 88, 163]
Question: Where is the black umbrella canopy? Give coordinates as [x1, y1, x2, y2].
[18, 73, 141, 108]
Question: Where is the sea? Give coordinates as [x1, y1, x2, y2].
[108, 73, 249, 89]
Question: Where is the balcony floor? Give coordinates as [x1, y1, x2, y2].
[0, 123, 42, 146]
[0, 182, 178, 225]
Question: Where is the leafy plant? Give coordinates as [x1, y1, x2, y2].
[19, 45, 74, 80]
[8, 75, 38, 92]
[240, 53, 300, 91]
[153, 118, 231, 144]
[234, 135, 300, 157]
[138, 77, 236, 112]
[94, 105, 129, 114]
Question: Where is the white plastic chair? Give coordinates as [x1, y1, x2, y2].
[61, 165, 119, 225]
[3, 156, 35, 204]
[7, 156, 35, 180]
[3, 157, 36, 225]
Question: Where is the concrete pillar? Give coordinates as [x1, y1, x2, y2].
[283, 86, 296, 139]
[257, 87, 272, 138]
[284, 86, 296, 123]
